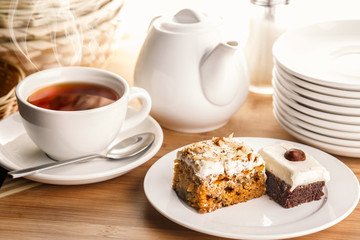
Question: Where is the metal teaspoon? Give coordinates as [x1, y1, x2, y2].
[8, 132, 155, 179]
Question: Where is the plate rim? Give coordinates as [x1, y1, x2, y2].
[272, 92, 360, 133]
[273, 74, 360, 116]
[273, 99, 360, 140]
[272, 80, 360, 125]
[144, 137, 360, 239]
[273, 110, 360, 157]
[273, 105, 360, 147]
[274, 68, 360, 107]
[275, 64, 360, 99]
[272, 19, 360, 90]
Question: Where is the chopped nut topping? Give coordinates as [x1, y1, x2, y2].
[177, 134, 260, 163]
[213, 137, 225, 147]
[176, 134, 265, 179]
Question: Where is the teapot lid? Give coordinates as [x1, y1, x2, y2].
[153, 9, 222, 33]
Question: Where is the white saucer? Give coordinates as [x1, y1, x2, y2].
[273, 110, 360, 157]
[273, 93, 360, 133]
[274, 75, 360, 116]
[273, 20, 360, 90]
[275, 64, 360, 99]
[274, 106, 360, 148]
[0, 108, 163, 185]
[273, 81, 360, 125]
[274, 68, 360, 107]
[144, 137, 360, 239]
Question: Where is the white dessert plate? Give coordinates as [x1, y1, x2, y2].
[144, 137, 360, 239]
[273, 81, 360, 125]
[274, 75, 360, 116]
[273, 20, 360, 90]
[273, 98, 360, 140]
[275, 64, 360, 99]
[274, 106, 360, 148]
[274, 68, 360, 107]
[273, 110, 360, 157]
[0, 108, 163, 185]
[273, 93, 360, 133]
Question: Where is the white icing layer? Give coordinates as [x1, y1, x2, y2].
[177, 136, 265, 179]
[259, 143, 330, 191]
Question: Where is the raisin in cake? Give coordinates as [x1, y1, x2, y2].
[259, 143, 330, 208]
[172, 135, 266, 213]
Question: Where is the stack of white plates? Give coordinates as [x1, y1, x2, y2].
[272, 20, 360, 158]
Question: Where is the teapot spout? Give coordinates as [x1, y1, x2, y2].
[200, 41, 248, 106]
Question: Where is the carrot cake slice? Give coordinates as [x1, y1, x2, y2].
[172, 135, 266, 213]
[259, 143, 330, 208]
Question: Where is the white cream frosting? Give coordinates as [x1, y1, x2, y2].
[177, 135, 265, 179]
[259, 143, 330, 191]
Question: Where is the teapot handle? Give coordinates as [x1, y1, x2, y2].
[147, 16, 161, 31]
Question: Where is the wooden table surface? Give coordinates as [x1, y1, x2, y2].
[0, 48, 359, 240]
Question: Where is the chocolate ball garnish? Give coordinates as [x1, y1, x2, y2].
[284, 148, 306, 161]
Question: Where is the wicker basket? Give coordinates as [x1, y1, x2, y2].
[0, 0, 125, 75]
[0, 59, 25, 120]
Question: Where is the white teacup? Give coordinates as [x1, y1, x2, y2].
[15, 67, 152, 160]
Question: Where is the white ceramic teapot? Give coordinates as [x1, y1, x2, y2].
[134, 9, 249, 133]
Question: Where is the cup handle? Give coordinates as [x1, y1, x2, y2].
[121, 87, 152, 131]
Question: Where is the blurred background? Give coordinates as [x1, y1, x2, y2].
[110, 0, 360, 81]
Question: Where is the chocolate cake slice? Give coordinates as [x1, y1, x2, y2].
[259, 143, 330, 208]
